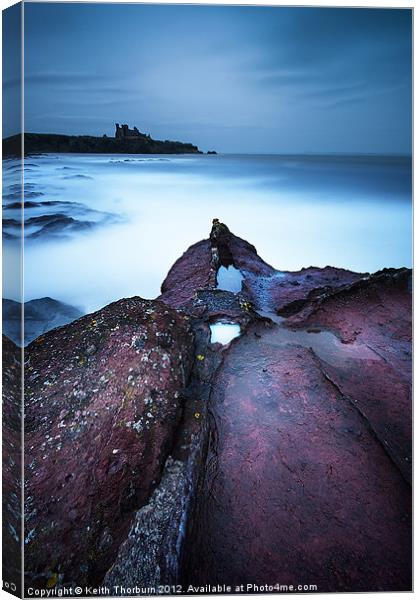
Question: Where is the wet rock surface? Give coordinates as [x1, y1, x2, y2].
[288, 268, 412, 483]
[263, 267, 366, 315]
[7, 220, 411, 594]
[183, 324, 411, 592]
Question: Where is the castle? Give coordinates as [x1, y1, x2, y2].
[115, 123, 145, 140]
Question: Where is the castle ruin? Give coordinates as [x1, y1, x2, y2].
[115, 123, 142, 140]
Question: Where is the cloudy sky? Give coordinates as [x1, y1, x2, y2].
[6, 3, 413, 153]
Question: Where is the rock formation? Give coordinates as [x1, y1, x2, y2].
[23, 298, 195, 589]
[2, 221, 411, 595]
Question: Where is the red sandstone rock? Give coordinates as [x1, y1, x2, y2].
[24, 298, 194, 589]
[160, 239, 215, 309]
[159, 223, 365, 318]
[184, 327, 411, 592]
[287, 268, 412, 482]
[209, 220, 274, 277]
[180, 222, 411, 592]
[265, 266, 366, 313]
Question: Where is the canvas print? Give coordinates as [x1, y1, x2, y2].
[2, 2, 412, 597]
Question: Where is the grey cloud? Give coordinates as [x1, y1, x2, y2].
[13, 3, 413, 153]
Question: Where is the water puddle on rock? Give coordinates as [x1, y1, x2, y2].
[210, 322, 241, 345]
[266, 328, 377, 366]
[216, 265, 244, 293]
[257, 310, 378, 367]
[256, 309, 286, 326]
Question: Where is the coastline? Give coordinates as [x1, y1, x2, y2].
[2, 132, 203, 157]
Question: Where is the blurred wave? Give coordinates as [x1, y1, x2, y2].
[2, 153, 412, 313]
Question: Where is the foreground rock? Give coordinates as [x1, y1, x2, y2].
[183, 321, 411, 592]
[24, 298, 194, 590]
[288, 268, 412, 483]
[7, 220, 411, 594]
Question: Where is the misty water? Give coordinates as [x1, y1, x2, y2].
[3, 153, 412, 314]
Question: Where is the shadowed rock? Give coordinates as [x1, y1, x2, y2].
[3, 200, 120, 241]
[3, 297, 83, 346]
[24, 298, 194, 590]
[27, 216, 96, 239]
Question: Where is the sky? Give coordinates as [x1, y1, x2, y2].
[3, 2, 413, 154]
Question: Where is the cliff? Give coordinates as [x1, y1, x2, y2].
[3, 132, 202, 157]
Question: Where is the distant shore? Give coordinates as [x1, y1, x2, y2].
[2, 132, 203, 157]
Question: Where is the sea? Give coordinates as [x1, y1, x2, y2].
[2, 153, 412, 314]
